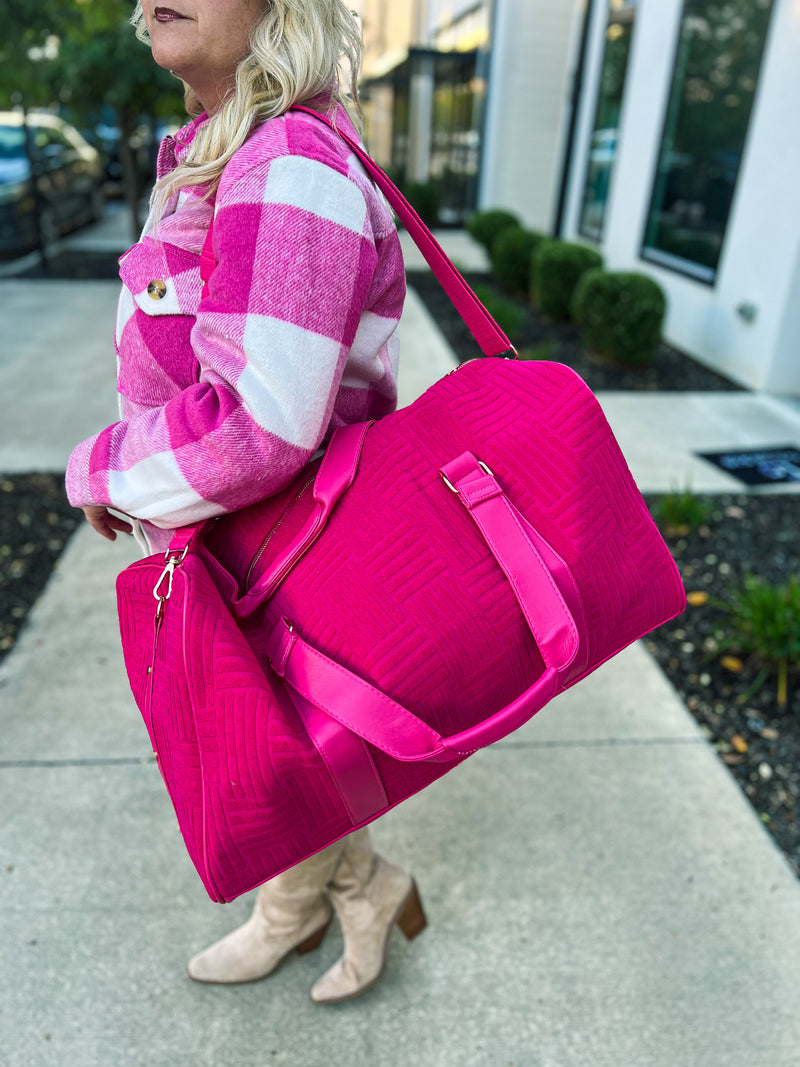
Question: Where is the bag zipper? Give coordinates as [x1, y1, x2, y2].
[244, 474, 316, 591]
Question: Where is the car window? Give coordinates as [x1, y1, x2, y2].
[34, 126, 74, 153]
[0, 125, 26, 160]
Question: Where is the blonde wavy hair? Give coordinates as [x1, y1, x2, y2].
[131, 0, 363, 222]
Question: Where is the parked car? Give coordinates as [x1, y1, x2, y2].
[0, 111, 104, 256]
[90, 120, 155, 197]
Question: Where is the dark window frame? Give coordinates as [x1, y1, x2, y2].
[638, 0, 777, 287]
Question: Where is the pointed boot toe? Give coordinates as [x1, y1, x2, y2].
[187, 839, 348, 985]
[187, 904, 333, 985]
[309, 957, 356, 1004]
[310, 875, 427, 1005]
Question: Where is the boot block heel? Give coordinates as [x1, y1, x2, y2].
[296, 917, 331, 955]
[395, 880, 427, 941]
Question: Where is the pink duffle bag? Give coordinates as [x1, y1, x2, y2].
[116, 109, 685, 903]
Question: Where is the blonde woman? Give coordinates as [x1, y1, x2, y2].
[67, 0, 425, 1004]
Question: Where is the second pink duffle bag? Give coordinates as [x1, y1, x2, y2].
[116, 109, 686, 903]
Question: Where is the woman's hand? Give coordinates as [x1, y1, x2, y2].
[81, 506, 133, 541]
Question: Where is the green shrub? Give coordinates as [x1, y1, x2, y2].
[653, 486, 713, 532]
[472, 284, 526, 343]
[490, 227, 545, 294]
[717, 574, 800, 707]
[532, 239, 603, 320]
[572, 269, 666, 364]
[467, 208, 520, 252]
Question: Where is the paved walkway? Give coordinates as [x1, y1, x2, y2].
[1, 209, 799, 1066]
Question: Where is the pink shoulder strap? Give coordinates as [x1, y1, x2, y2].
[199, 224, 216, 288]
[290, 105, 514, 359]
[199, 106, 516, 359]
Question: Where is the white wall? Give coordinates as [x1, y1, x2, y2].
[720, 0, 800, 393]
[563, 0, 800, 395]
[480, 0, 585, 232]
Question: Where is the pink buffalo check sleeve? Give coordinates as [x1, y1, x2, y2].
[66, 108, 404, 547]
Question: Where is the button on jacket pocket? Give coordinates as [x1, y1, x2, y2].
[147, 279, 168, 300]
[119, 238, 202, 319]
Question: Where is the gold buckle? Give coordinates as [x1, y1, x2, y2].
[441, 460, 495, 496]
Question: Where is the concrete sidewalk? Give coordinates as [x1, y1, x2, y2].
[1, 215, 799, 1066]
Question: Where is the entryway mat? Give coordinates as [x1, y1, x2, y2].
[696, 445, 800, 485]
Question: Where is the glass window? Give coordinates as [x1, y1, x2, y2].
[642, 0, 775, 282]
[0, 125, 25, 160]
[429, 51, 485, 223]
[578, 0, 638, 242]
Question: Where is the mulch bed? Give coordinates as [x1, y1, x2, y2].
[0, 474, 81, 660]
[644, 495, 800, 877]
[409, 269, 799, 877]
[407, 269, 744, 392]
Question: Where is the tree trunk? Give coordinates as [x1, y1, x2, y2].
[118, 105, 143, 241]
[20, 100, 50, 271]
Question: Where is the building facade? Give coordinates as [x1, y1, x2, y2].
[355, 0, 799, 395]
[560, 0, 798, 394]
[355, 0, 582, 230]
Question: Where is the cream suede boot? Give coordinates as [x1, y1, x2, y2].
[309, 828, 427, 1004]
[187, 839, 347, 985]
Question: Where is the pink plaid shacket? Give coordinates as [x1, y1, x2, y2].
[66, 105, 405, 552]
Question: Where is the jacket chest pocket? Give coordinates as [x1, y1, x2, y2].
[117, 237, 204, 402]
[119, 237, 203, 317]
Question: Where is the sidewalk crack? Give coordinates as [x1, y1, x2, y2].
[489, 736, 705, 750]
[0, 756, 155, 769]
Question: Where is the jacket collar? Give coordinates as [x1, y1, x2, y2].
[157, 111, 210, 178]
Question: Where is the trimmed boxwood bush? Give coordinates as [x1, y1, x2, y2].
[467, 208, 520, 252]
[572, 269, 667, 364]
[490, 227, 545, 294]
[472, 284, 526, 343]
[532, 239, 603, 320]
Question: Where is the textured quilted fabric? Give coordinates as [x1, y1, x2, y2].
[118, 359, 685, 902]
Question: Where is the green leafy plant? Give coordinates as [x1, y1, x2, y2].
[466, 208, 521, 252]
[490, 227, 545, 294]
[572, 269, 667, 364]
[472, 285, 526, 343]
[717, 574, 800, 707]
[532, 239, 603, 320]
[654, 486, 713, 532]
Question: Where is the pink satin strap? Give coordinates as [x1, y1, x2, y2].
[231, 421, 371, 612]
[267, 616, 562, 760]
[200, 221, 215, 288]
[267, 617, 450, 762]
[314, 421, 372, 509]
[286, 687, 389, 824]
[439, 453, 580, 673]
[289, 105, 515, 360]
[163, 523, 203, 557]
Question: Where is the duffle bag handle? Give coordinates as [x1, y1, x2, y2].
[264, 452, 583, 762]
